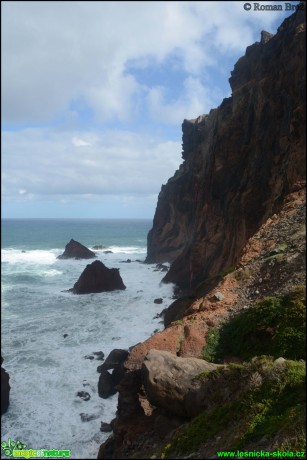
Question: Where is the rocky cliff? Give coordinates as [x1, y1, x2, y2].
[146, 8, 306, 291]
[97, 8, 306, 459]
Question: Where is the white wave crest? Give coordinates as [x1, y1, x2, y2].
[41, 269, 63, 277]
[1, 249, 57, 265]
[107, 246, 146, 254]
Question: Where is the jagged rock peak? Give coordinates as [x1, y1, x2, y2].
[260, 30, 274, 44]
[57, 239, 96, 260]
[70, 260, 126, 294]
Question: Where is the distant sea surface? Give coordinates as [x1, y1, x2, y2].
[1, 219, 174, 459]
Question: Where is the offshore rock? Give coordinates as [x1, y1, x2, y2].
[146, 8, 306, 290]
[97, 349, 129, 372]
[70, 260, 126, 294]
[57, 239, 96, 260]
[1, 356, 10, 415]
[98, 370, 117, 399]
[97, 349, 129, 399]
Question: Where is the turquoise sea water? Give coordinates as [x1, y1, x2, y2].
[1, 219, 174, 459]
[1, 218, 151, 250]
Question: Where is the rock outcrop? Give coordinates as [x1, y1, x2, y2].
[146, 8, 306, 291]
[70, 260, 126, 294]
[57, 239, 96, 260]
[97, 349, 129, 399]
[142, 350, 221, 417]
[1, 356, 10, 416]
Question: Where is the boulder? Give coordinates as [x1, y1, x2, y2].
[93, 351, 105, 360]
[80, 412, 100, 422]
[154, 263, 169, 272]
[97, 349, 129, 372]
[142, 349, 220, 417]
[76, 391, 91, 401]
[57, 239, 96, 260]
[100, 422, 113, 432]
[70, 260, 126, 294]
[154, 298, 163, 304]
[97, 349, 129, 399]
[1, 357, 10, 415]
[98, 370, 117, 399]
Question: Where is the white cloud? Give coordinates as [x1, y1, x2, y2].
[2, 127, 182, 201]
[2, 1, 290, 124]
[147, 76, 223, 124]
[2, 1, 297, 218]
[72, 137, 92, 147]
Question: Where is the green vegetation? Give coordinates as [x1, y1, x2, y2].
[202, 286, 306, 362]
[202, 327, 220, 362]
[219, 266, 235, 277]
[155, 359, 306, 458]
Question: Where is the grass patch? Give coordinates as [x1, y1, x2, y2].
[203, 286, 306, 362]
[219, 266, 235, 277]
[202, 327, 220, 361]
[155, 359, 306, 458]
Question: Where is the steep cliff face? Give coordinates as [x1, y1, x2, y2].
[146, 9, 306, 290]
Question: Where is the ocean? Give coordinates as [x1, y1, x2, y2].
[1, 219, 174, 459]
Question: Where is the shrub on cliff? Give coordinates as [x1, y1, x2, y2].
[155, 358, 306, 458]
[202, 286, 306, 362]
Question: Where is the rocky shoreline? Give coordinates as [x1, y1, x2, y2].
[96, 8, 306, 459]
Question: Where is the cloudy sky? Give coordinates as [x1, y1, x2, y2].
[2, 1, 299, 219]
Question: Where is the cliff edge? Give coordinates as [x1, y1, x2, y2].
[146, 8, 306, 291]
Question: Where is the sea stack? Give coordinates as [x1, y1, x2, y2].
[57, 239, 96, 260]
[70, 260, 126, 294]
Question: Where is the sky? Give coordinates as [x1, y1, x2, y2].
[1, 1, 300, 219]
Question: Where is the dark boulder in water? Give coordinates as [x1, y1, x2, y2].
[97, 349, 128, 399]
[100, 421, 112, 432]
[57, 239, 96, 260]
[1, 356, 10, 415]
[80, 412, 99, 422]
[154, 298, 163, 304]
[77, 391, 91, 401]
[98, 370, 117, 399]
[97, 349, 129, 373]
[70, 260, 126, 294]
[93, 351, 105, 360]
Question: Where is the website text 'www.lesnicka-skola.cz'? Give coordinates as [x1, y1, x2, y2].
[216, 450, 306, 458]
